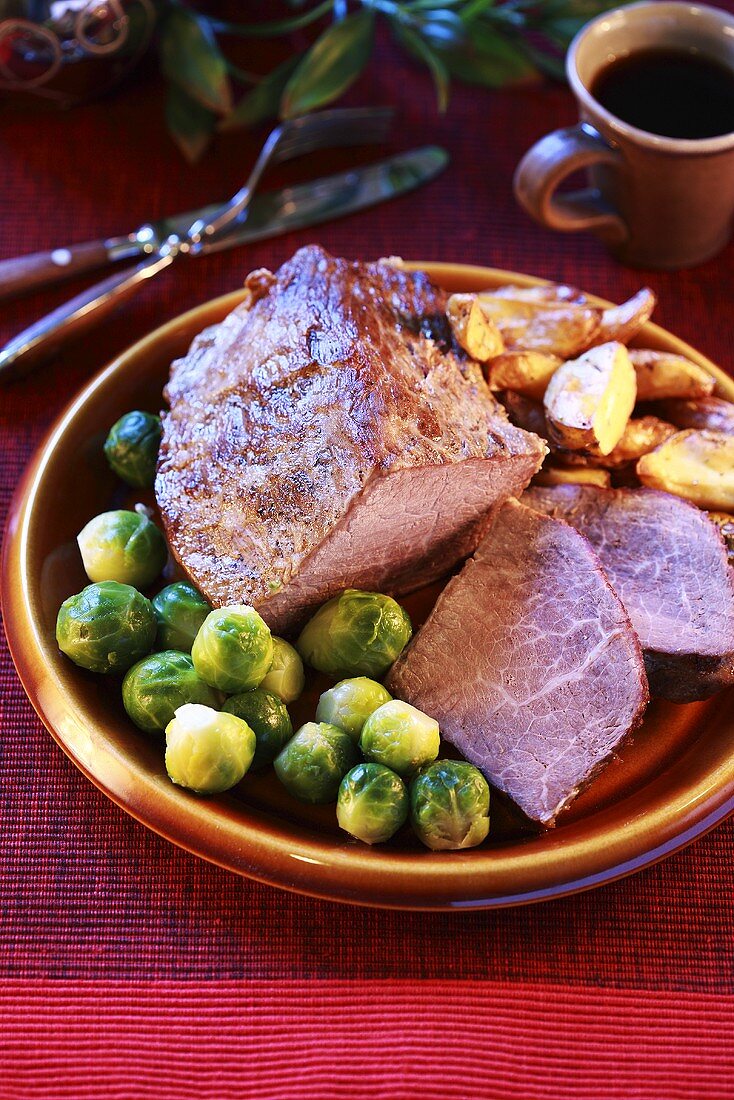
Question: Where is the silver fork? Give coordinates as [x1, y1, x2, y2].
[188, 107, 393, 249]
[0, 107, 393, 380]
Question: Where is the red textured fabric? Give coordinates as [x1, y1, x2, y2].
[2, 979, 734, 1100]
[1, 6, 734, 1096]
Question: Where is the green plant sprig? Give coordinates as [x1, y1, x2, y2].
[158, 0, 616, 160]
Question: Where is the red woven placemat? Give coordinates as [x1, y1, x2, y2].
[2, 980, 734, 1099]
[1, 16, 733, 1099]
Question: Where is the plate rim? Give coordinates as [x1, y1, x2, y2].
[4, 260, 734, 911]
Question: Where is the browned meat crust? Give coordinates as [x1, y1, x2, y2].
[156, 247, 545, 633]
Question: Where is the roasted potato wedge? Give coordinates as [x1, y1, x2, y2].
[486, 351, 561, 400]
[589, 288, 656, 347]
[446, 294, 504, 362]
[486, 283, 586, 305]
[556, 416, 677, 469]
[496, 390, 549, 437]
[474, 295, 601, 357]
[707, 512, 734, 566]
[534, 464, 611, 488]
[637, 429, 734, 510]
[629, 349, 716, 400]
[648, 396, 734, 435]
[543, 342, 637, 455]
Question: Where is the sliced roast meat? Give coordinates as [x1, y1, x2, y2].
[156, 247, 545, 634]
[523, 484, 734, 702]
[386, 499, 649, 825]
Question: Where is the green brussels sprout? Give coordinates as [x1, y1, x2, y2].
[259, 636, 305, 704]
[77, 509, 167, 589]
[411, 760, 490, 851]
[56, 581, 156, 674]
[274, 722, 360, 804]
[165, 703, 256, 794]
[359, 700, 440, 779]
[152, 581, 211, 652]
[122, 650, 220, 733]
[191, 605, 273, 693]
[222, 688, 293, 769]
[316, 677, 393, 742]
[296, 589, 412, 679]
[337, 763, 409, 844]
[104, 410, 162, 488]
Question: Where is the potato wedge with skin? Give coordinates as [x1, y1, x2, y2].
[649, 396, 734, 436]
[588, 288, 656, 347]
[487, 351, 561, 400]
[707, 512, 734, 566]
[474, 296, 602, 357]
[556, 416, 677, 469]
[446, 294, 504, 362]
[629, 349, 716, 400]
[496, 390, 549, 438]
[543, 342, 637, 455]
[637, 430, 734, 510]
[486, 283, 586, 305]
[534, 464, 611, 488]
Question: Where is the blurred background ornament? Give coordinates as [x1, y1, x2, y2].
[0, 0, 156, 108]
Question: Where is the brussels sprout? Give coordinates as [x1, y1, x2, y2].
[191, 605, 273, 693]
[296, 589, 412, 679]
[259, 636, 305, 704]
[152, 582, 211, 652]
[411, 760, 490, 851]
[122, 650, 220, 733]
[359, 700, 440, 779]
[274, 722, 360, 804]
[104, 410, 162, 488]
[165, 703, 256, 794]
[222, 688, 293, 769]
[337, 763, 409, 844]
[316, 677, 392, 742]
[56, 581, 156, 674]
[77, 509, 167, 589]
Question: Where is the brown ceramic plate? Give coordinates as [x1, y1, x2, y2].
[4, 262, 734, 910]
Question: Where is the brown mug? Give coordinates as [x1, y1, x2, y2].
[513, 1, 734, 269]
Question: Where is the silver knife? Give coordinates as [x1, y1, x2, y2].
[0, 146, 448, 303]
[0, 146, 448, 382]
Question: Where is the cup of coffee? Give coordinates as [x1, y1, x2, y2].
[513, 1, 734, 269]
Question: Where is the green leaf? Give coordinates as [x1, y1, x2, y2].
[165, 83, 217, 163]
[219, 55, 301, 132]
[459, 0, 497, 19]
[208, 1, 334, 39]
[435, 22, 538, 87]
[393, 24, 450, 111]
[407, 0, 465, 9]
[160, 7, 232, 115]
[280, 10, 375, 119]
[519, 40, 566, 80]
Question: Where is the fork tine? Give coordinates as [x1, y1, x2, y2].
[271, 107, 393, 164]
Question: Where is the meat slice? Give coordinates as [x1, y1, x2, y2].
[156, 247, 545, 634]
[523, 485, 734, 702]
[386, 499, 648, 825]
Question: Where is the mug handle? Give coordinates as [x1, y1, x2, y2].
[514, 122, 628, 242]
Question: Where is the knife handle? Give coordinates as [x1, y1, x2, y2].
[0, 240, 113, 303]
[0, 252, 175, 383]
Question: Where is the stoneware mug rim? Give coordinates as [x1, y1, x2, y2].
[567, 0, 734, 156]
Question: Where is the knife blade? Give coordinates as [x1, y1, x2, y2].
[0, 147, 448, 303]
[0, 146, 448, 381]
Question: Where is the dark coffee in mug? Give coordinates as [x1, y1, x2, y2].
[591, 47, 734, 140]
